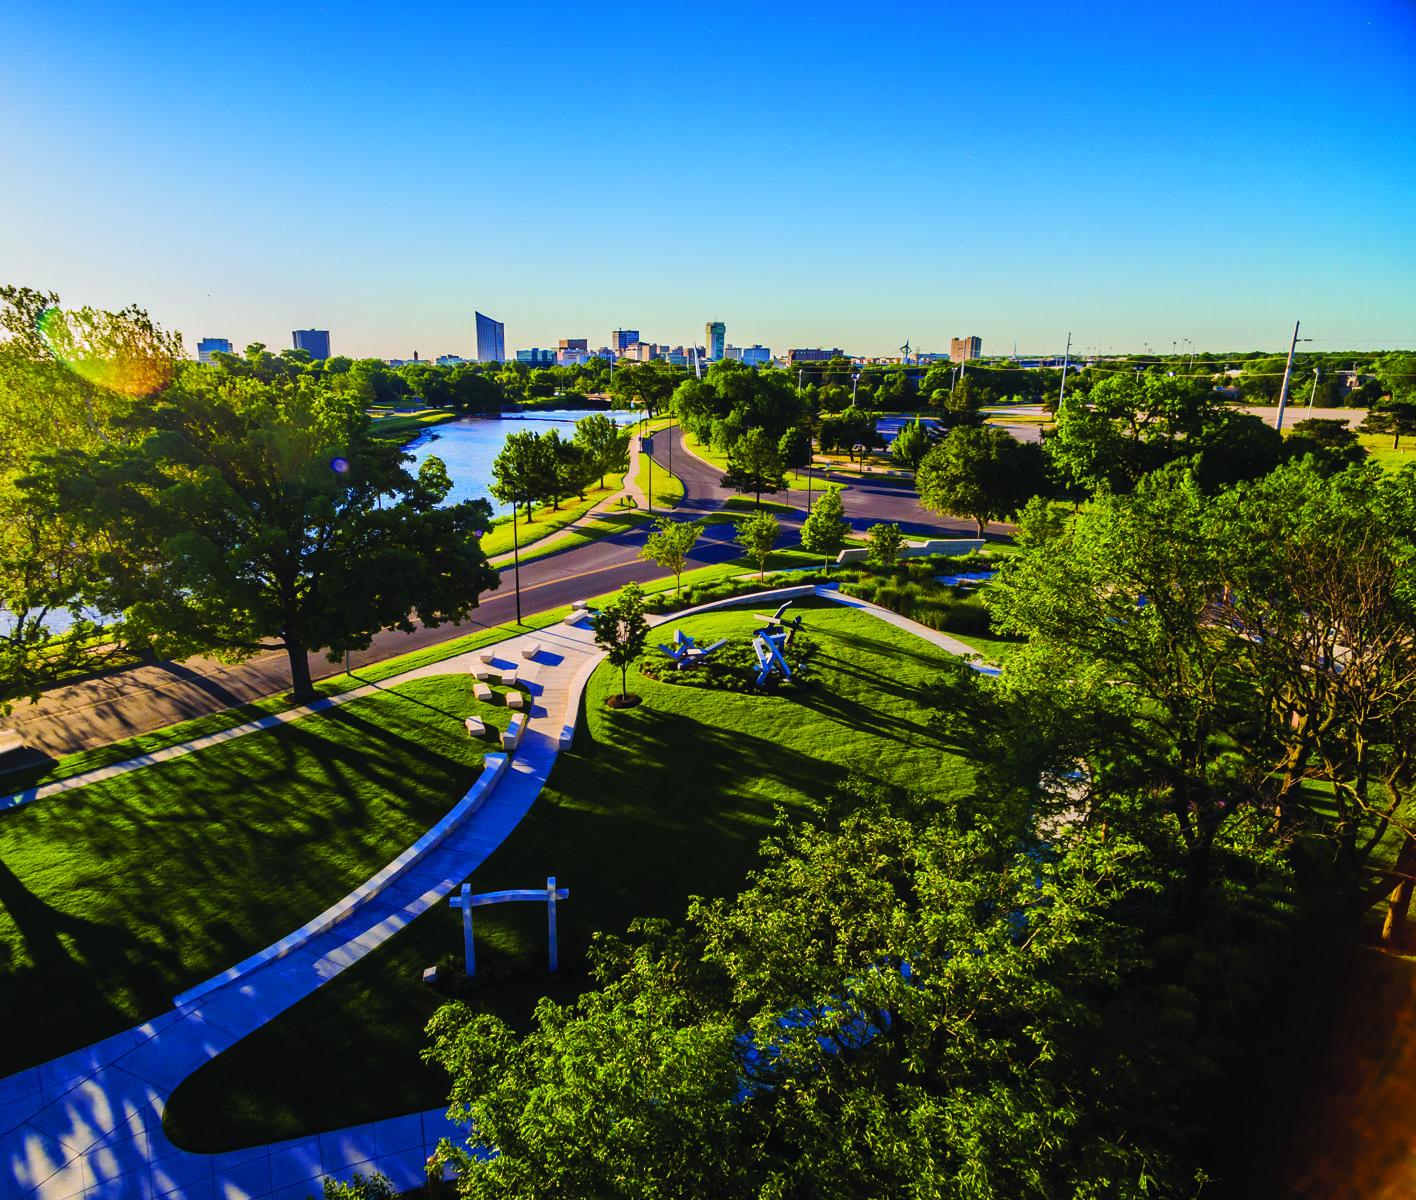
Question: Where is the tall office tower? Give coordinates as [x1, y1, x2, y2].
[949, 336, 982, 363]
[741, 344, 771, 366]
[475, 312, 506, 363]
[196, 337, 232, 363]
[705, 320, 726, 362]
[610, 329, 640, 354]
[292, 330, 331, 360]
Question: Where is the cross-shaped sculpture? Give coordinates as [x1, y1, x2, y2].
[449, 876, 570, 976]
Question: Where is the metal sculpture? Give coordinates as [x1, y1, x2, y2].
[449, 876, 570, 976]
[655, 627, 728, 670]
[749, 601, 806, 687]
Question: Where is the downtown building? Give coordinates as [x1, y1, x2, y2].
[292, 329, 331, 360]
[610, 329, 640, 354]
[196, 337, 232, 363]
[705, 320, 726, 362]
[476, 312, 506, 363]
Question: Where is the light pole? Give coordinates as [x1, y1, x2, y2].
[1306, 367, 1321, 417]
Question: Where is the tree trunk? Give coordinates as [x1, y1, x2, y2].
[1383, 833, 1416, 949]
[1178, 828, 1214, 931]
[286, 640, 317, 702]
[976, 516, 984, 537]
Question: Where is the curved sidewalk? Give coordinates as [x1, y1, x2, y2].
[0, 619, 608, 1200]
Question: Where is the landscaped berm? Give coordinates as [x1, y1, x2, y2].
[159, 599, 977, 1150]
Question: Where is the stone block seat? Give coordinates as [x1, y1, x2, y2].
[500, 668, 519, 687]
[521, 641, 542, 661]
[478, 649, 496, 664]
[502, 712, 525, 750]
[473, 667, 497, 681]
[473, 681, 493, 703]
[464, 716, 486, 737]
[506, 690, 524, 710]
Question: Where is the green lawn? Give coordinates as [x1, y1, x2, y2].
[634, 438, 685, 510]
[366, 409, 459, 440]
[162, 600, 978, 1151]
[0, 673, 524, 1078]
[480, 476, 626, 559]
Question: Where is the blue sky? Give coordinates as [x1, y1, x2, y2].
[3, 0, 1413, 360]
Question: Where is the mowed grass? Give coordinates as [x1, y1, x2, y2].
[0, 673, 517, 1078]
[480, 476, 627, 559]
[162, 601, 978, 1151]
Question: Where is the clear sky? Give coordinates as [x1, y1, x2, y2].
[3, 0, 1414, 360]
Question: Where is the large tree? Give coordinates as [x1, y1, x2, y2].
[800, 483, 850, 564]
[574, 413, 631, 489]
[915, 426, 1042, 536]
[46, 373, 499, 700]
[638, 518, 702, 595]
[490, 430, 556, 521]
[719, 427, 786, 507]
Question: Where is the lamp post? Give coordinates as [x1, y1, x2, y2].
[1305, 367, 1321, 417]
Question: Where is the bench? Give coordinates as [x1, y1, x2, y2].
[506, 690, 525, 710]
[500, 668, 519, 687]
[473, 682, 493, 703]
[478, 650, 497, 664]
[521, 641, 542, 661]
[572, 599, 589, 611]
[0, 730, 23, 758]
[464, 716, 486, 737]
[502, 713, 525, 750]
[472, 668, 497, 681]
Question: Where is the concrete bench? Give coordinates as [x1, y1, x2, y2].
[473, 681, 493, 703]
[506, 690, 525, 710]
[0, 730, 23, 757]
[464, 716, 486, 737]
[473, 667, 497, 681]
[563, 612, 587, 627]
[572, 599, 589, 611]
[500, 668, 519, 687]
[521, 641, 542, 661]
[478, 649, 497, 664]
[502, 713, 525, 750]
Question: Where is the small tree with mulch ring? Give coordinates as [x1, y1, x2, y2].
[592, 582, 650, 707]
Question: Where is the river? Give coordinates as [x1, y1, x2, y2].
[401, 408, 641, 516]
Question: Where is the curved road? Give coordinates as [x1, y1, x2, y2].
[5, 425, 972, 758]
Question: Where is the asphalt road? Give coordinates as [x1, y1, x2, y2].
[3, 425, 968, 759]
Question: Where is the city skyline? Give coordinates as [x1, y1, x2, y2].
[3, 1, 1413, 359]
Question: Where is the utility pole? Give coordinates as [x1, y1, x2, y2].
[1059, 332, 1072, 406]
[1275, 320, 1301, 433]
[512, 499, 522, 623]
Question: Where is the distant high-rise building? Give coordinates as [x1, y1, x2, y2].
[741, 344, 771, 366]
[196, 337, 232, 364]
[705, 321, 726, 362]
[610, 329, 640, 353]
[476, 312, 506, 363]
[950, 336, 981, 363]
[516, 348, 557, 366]
[292, 330, 331, 360]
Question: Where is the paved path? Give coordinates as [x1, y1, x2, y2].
[0, 619, 607, 1200]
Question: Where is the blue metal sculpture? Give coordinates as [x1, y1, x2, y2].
[655, 627, 728, 670]
[749, 601, 805, 688]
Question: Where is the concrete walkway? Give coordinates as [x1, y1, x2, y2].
[0, 585, 994, 1199]
[0, 620, 608, 1200]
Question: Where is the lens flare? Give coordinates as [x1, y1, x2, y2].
[36, 306, 175, 398]
[330, 457, 350, 474]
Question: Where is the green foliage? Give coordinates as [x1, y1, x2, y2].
[719, 426, 787, 504]
[890, 417, 931, 469]
[34, 372, 498, 700]
[592, 582, 650, 699]
[316, 1170, 396, 1200]
[865, 521, 904, 568]
[817, 405, 878, 458]
[1361, 401, 1416, 450]
[777, 425, 812, 471]
[916, 426, 1043, 536]
[573, 412, 631, 488]
[639, 517, 703, 594]
[734, 510, 782, 578]
[799, 483, 850, 562]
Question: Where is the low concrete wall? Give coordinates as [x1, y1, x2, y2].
[900, 539, 986, 558]
[173, 752, 510, 1009]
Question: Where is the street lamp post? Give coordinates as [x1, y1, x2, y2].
[1306, 368, 1321, 417]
